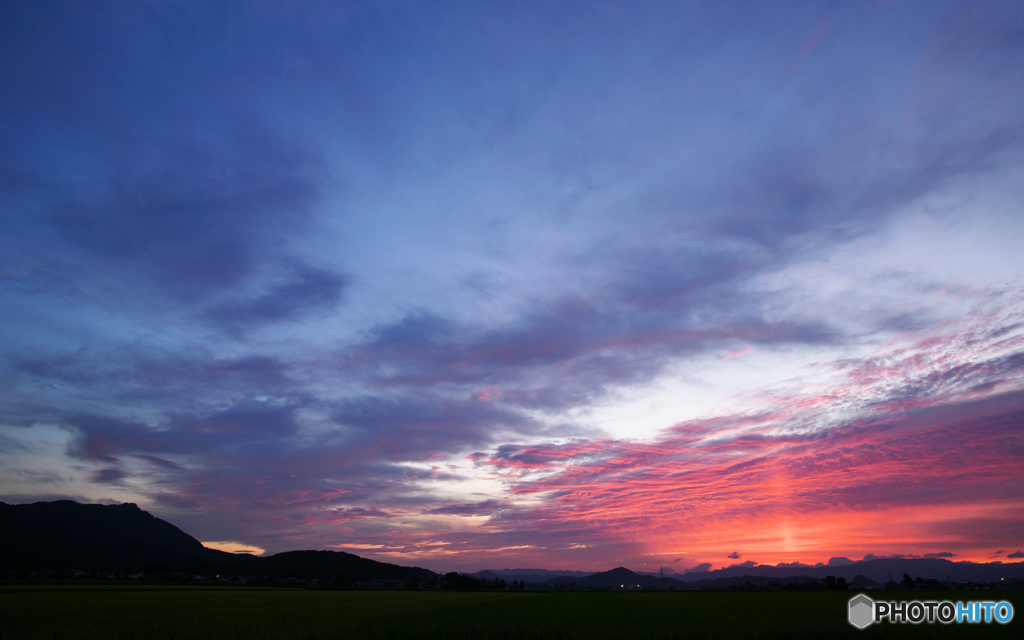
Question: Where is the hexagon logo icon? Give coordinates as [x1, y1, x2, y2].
[849, 594, 874, 629]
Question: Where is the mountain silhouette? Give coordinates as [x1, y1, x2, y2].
[575, 567, 685, 589]
[0, 500, 434, 582]
[0, 500, 237, 573]
[225, 550, 435, 583]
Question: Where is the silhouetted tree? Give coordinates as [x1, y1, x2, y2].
[825, 576, 837, 589]
[445, 572, 485, 589]
[902, 573, 915, 589]
[837, 577, 847, 589]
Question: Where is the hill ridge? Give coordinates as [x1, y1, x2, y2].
[0, 500, 435, 582]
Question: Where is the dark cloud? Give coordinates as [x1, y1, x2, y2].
[65, 403, 303, 463]
[426, 500, 506, 517]
[10, 351, 296, 413]
[331, 395, 539, 463]
[203, 264, 347, 332]
[50, 133, 322, 301]
[0, 5, 332, 309]
[1008, 551, 1024, 558]
[0, 434, 30, 453]
[350, 294, 839, 421]
[11, 469, 66, 485]
[91, 468, 127, 484]
[132, 455, 183, 470]
[728, 561, 758, 568]
[480, 442, 609, 470]
[923, 552, 956, 558]
[333, 507, 392, 519]
[727, 551, 740, 559]
[683, 563, 712, 574]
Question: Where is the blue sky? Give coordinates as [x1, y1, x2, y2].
[2, 1, 1024, 571]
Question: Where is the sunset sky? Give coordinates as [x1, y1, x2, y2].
[2, 1, 1023, 573]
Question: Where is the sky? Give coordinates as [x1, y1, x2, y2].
[1, 1, 1023, 574]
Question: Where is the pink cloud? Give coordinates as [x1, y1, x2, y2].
[719, 348, 753, 361]
[439, 314, 1024, 568]
[475, 384, 503, 402]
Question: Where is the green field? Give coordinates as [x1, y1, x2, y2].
[0, 586, 1018, 639]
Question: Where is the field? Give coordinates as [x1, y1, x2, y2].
[0, 585, 1019, 639]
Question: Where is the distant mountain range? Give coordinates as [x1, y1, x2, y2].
[666, 558, 1024, 586]
[0, 501, 434, 583]
[476, 568, 594, 578]
[471, 557, 1024, 588]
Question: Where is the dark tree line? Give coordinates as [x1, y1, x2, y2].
[823, 576, 848, 590]
[444, 573, 510, 589]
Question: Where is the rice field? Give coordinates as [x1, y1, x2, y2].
[0, 585, 1018, 639]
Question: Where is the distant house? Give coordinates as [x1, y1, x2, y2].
[916, 578, 944, 590]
